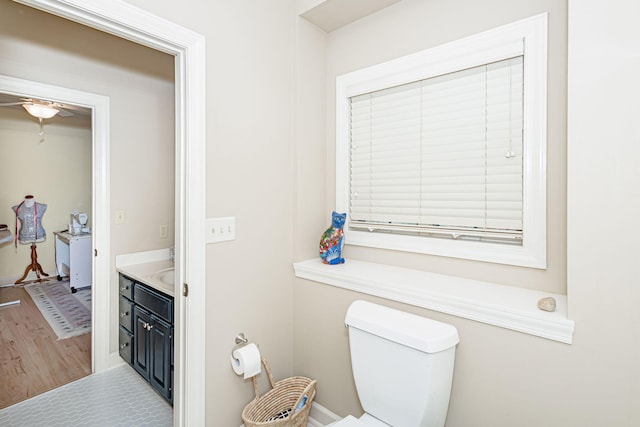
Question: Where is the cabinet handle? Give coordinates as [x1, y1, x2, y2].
[120, 342, 129, 349]
[120, 311, 129, 318]
[120, 286, 128, 292]
[141, 322, 149, 329]
[146, 324, 153, 331]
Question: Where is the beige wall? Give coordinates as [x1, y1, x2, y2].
[293, 1, 640, 426]
[0, 109, 91, 279]
[0, 0, 175, 354]
[295, 18, 328, 261]
[566, 0, 640, 425]
[122, 0, 297, 425]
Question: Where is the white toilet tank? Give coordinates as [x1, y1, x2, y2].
[345, 300, 459, 427]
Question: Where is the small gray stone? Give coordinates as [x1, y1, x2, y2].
[537, 297, 556, 312]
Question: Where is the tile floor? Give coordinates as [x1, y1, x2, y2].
[0, 364, 173, 426]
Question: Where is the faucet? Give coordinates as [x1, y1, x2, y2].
[169, 246, 175, 264]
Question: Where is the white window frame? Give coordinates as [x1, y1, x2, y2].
[336, 13, 548, 269]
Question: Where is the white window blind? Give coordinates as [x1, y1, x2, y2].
[349, 56, 524, 244]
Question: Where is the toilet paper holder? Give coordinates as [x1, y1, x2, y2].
[232, 332, 250, 357]
[231, 333, 262, 379]
[235, 332, 249, 346]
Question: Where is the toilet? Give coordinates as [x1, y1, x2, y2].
[329, 300, 459, 427]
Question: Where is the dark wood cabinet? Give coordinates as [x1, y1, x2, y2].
[133, 305, 152, 376]
[148, 314, 172, 398]
[119, 274, 173, 404]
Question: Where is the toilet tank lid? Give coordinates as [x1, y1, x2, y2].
[345, 300, 459, 353]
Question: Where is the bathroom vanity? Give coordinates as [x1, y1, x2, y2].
[118, 273, 174, 404]
[115, 249, 175, 404]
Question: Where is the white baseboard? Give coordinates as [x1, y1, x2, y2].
[309, 401, 342, 426]
[0, 275, 19, 287]
[0, 268, 59, 287]
[108, 352, 126, 369]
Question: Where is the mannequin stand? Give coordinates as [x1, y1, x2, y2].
[15, 244, 49, 285]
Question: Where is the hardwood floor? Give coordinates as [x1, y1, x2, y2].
[0, 284, 91, 409]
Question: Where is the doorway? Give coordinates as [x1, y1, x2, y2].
[0, 74, 111, 399]
[0, 88, 94, 408]
[6, 1, 207, 425]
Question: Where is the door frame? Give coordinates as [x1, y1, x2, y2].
[12, 1, 207, 425]
[0, 74, 110, 373]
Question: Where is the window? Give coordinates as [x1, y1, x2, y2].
[336, 14, 547, 268]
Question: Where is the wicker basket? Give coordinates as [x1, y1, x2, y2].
[242, 357, 317, 427]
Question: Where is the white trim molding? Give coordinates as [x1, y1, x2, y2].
[12, 1, 208, 425]
[335, 13, 548, 269]
[294, 258, 574, 344]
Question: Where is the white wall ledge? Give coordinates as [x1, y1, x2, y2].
[293, 258, 574, 344]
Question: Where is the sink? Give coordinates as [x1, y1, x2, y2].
[150, 267, 175, 287]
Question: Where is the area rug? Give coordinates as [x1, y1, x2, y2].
[24, 281, 91, 340]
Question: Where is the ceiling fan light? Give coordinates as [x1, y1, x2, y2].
[23, 103, 59, 119]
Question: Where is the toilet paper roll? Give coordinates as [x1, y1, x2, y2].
[230, 343, 261, 379]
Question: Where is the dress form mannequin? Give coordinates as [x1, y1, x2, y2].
[12, 195, 49, 284]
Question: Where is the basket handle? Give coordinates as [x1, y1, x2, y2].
[251, 357, 276, 399]
[291, 379, 317, 415]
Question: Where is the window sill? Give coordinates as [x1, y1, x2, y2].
[293, 258, 574, 344]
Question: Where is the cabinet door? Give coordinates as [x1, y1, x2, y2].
[133, 306, 152, 379]
[149, 317, 172, 401]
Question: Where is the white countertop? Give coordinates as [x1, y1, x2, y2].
[116, 249, 175, 297]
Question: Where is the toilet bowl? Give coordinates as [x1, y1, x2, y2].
[330, 300, 459, 427]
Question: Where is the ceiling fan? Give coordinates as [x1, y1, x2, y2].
[0, 97, 75, 118]
[0, 94, 89, 141]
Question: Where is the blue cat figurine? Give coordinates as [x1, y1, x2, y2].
[319, 211, 346, 265]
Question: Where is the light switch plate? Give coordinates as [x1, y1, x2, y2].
[206, 217, 236, 243]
